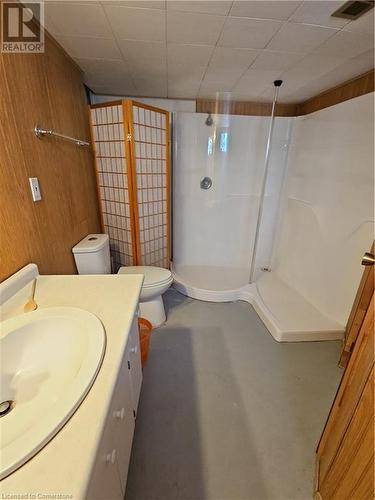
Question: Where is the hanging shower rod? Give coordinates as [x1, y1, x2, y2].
[34, 125, 90, 147]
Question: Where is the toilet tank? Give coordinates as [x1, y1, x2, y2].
[72, 234, 111, 274]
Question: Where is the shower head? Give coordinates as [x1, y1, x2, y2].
[205, 113, 213, 126]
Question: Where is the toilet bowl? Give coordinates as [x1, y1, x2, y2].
[118, 266, 173, 328]
[72, 234, 173, 327]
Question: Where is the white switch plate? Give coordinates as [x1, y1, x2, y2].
[29, 177, 42, 202]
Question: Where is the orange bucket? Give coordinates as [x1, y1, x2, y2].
[138, 317, 153, 368]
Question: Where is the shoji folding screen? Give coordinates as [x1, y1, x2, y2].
[89, 100, 170, 271]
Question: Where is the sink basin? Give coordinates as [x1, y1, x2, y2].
[0, 307, 106, 479]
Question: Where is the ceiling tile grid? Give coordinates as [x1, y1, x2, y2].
[43, 0, 374, 102]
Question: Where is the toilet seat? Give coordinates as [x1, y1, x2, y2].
[118, 266, 172, 288]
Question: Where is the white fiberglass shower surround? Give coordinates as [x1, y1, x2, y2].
[172, 92, 374, 343]
[172, 111, 291, 291]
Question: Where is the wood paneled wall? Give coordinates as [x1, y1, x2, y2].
[196, 69, 374, 117]
[297, 70, 374, 115]
[0, 34, 101, 281]
[196, 99, 298, 117]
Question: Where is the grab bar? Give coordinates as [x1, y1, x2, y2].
[34, 125, 90, 147]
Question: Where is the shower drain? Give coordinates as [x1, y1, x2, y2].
[0, 400, 14, 417]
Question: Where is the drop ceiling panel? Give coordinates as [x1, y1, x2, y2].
[90, 83, 137, 95]
[103, 5, 166, 40]
[166, 11, 225, 44]
[167, 43, 214, 67]
[168, 77, 203, 97]
[132, 77, 168, 97]
[168, 85, 200, 99]
[357, 48, 375, 64]
[267, 23, 338, 52]
[233, 69, 282, 95]
[103, 1, 166, 9]
[131, 60, 167, 79]
[168, 89, 199, 99]
[76, 57, 127, 78]
[208, 47, 259, 72]
[198, 84, 234, 96]
[290, 1, 351, 28]
[44, 0, 374, 102]
[168, 64, 206, 81]
[167, 1, 232, 15]
[344, 9, 374, 35]
[306, 56, 375, 94]
[250, 50, 305, 72]
[56, 34, 122, 59]
[230, 1, 301, 21]
[218, 17, 282, 49]
[45, 2, 111, 36]
[117, 40, 167, 64]
[230, 91, 268, 101]
[314, 30, 374, 59]
[279, 54, 348, 89]
[202, 67, 245, 88]
[240, 68, 284, 84]
[77, 58, 136, 90]
[168, 72, 203, 89]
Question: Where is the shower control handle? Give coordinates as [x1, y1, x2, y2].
[200, 177, 212, 190]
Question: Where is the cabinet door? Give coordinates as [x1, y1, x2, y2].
[111, 351, 135, 493]
[85, 324, 139, 499]
[84, 411, 123, 500]
[127, 318, 143, 415]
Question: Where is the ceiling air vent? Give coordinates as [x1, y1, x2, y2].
[331, 1, 374, 19]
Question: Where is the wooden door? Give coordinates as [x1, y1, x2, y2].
[339, 242, 374, 368]
[314, 293, 374, 499]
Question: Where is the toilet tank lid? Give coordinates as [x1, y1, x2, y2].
[72, 234, 109, 254]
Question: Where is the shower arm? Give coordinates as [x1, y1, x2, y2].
[249, 81, 282, 283]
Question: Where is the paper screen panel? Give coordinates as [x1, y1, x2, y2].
[132, 104, 169, 268]
[90, 103, 135, 271]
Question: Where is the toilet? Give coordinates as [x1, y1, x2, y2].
[118, 266, 173, 327]
[72, 234, 173, 327]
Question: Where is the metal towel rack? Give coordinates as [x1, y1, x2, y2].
[34, 125, 90, 147]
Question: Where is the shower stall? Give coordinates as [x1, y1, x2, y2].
[170, 92, 374, 342]
[171, 107, 293, 299]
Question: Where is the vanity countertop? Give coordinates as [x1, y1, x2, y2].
[0, 273, 143, 499]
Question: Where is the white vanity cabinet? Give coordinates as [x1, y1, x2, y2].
[85, 318, 143, 499]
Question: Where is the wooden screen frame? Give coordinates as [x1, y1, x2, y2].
[123, 100, 139, 262]
[89, 99, 171, 269]
[124, 99, 141, 265]
[126, 99, 171, 268]
[89, 100, 138, 266]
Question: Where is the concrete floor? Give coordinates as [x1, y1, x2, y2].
[125, 290, 342, 500]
